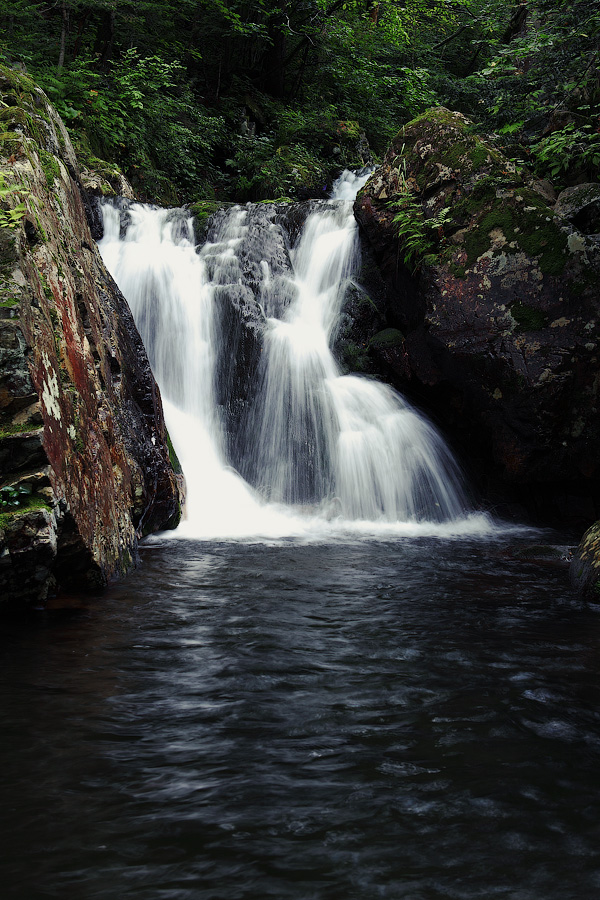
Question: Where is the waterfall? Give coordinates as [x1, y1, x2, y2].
[99, 172, 493, 539]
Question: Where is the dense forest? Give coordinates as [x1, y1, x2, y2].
[0, 1, 598, 204]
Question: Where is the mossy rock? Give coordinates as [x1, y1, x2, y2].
[340, 340, 371, 374]
[369, 108, 571, 277]
[369, 328, 404, 349]
[166, 430, 182, 475]
[38, 146, 62, 188]
[510, 302, 547, 332]
[0, 494, 51, 530]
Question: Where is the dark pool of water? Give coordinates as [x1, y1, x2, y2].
[1, 534, 600, 900]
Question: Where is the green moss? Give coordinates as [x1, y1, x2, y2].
[38, 271, 54, 305]
[0, 85, 50, 146]
[0, 422, 42, 438]
[341, 340, 370, 373]
[0, 495, 51, 529]
[0, 131, 24, 155]
[518, 224, 568, 275]
[33, 213, 48, 242]
[0, 66, 37, 97]
[166, 430, 182, 474]
[0, 298, 19, 308]
[369, 328, 405, 349]
[404, 108, 466, 131]
[190, 200, 226, 226]
[511, 302, 547, 332]
[117, 547, 133, 576]
[462, 194, 568, 274]
[469, 143, 491, 169]
[38, 146, 61, 188]
[0, 106, 30, 130]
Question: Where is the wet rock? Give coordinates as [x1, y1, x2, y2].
[570, 521, 600, 600]
[277, 199, 322, 246]
[333, 280, 385, 375]
[0, 508, 59, 609]
[0, 64, 181, 611]
[355, 108, 600, 527]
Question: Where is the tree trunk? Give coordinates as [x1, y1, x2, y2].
[502, 1, 528, 43]
[99, 11, 116, 69]
[261, 19, 287, 98]
[72, 10, 91, 59]
[57, 1, 69, 71]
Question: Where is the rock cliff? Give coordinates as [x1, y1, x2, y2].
[355, 108, 600, 526]
[0, 65, 182, 611]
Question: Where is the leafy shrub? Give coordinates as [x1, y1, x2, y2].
[530, 125, 600, 181]
[225, 133, 328, 201]
[34, 50, 226, 202]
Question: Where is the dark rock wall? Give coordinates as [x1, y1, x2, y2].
[355, 108, 600, 528]
[0, 65, 182, 611]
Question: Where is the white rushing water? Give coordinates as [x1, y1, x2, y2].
[99, 171, 496, 540]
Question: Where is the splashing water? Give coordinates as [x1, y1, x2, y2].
[99, 172, 495, 540]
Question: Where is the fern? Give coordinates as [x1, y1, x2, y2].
[389, 188, 451, 272]
[0, 175, 31, 231]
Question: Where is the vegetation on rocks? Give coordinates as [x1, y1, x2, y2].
[355, 105, 600, 528]
[0, 61, 182, 609]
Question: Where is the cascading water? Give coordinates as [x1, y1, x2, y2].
[99, 172, 492, 539]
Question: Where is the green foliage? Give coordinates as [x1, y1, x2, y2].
[389, 185, 451, 272]
[0, 482, 31, 509]
[530, 125, 600, 180]
[0, 0, 597, 201]
[0, 173, 30, 230]
[33, 49, 225, 202]
[225, 132, 328, 200]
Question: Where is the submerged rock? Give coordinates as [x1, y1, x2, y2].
[355, 108, 600, 526]
[0, 65, 182, 611]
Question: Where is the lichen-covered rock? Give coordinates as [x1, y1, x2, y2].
[554, 183, 600, 237]
[355, 108, 600, 525]
[79, 161, 136, 240]
[80, 164, 135, 203]
[570, 521, 600, 600]
[0, 65, 181, 611]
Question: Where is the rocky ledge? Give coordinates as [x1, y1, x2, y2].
[0, 65, 182, 611]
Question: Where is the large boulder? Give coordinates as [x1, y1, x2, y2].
[0, 65, 182, 611]
[354, 108, 600, 526]
[571, 521, 600, 600]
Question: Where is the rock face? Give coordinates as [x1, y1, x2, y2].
[571, 520, 600, 601]
[0, 65, 182, 611]
[355, 108, 600, 525]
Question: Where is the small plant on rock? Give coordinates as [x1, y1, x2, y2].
[0, 483, 32, 509]
[0, 174, 30, 231]
[389, 189, 451, 272]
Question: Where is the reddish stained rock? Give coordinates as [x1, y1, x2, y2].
[0, 65, 182, 611]
[354, 108, 600, 526]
